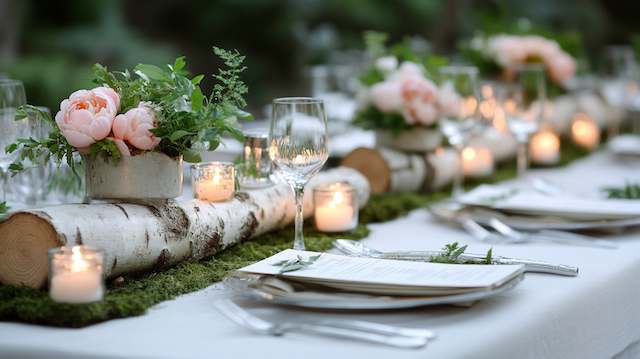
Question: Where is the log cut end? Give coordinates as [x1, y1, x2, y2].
[340, 147, 390, 194]
[0, 213, 61, 288]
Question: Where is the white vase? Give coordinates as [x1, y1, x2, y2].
[375, 127, 443, 152]
[85, 152, 183, 200]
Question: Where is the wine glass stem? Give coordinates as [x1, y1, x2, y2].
[517, 139, 529, 177]
[293, 185, 305, 250]
[452, 147, 464, 197]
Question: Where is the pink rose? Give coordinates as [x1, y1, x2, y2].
[54, 86, 120, 148]
[369, 81, 403, 112]
[399, 77, 439, 126]
[112, 103, 161, 155]
[388, 61, 424, 82]
[403, 99, 438, 126]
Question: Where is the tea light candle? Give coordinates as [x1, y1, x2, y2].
[529, 130, 561, 165]
[49, 246, 104, 304]
[571, 113, 601, 150]
[191, 162, 235, 202]
[314, 182, 357, 232]
[462, 146, 494, 178]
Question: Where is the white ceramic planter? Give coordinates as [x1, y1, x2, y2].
[375, 127, 443, 152]
[85, 152, 183, 200]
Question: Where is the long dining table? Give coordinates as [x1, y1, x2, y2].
[1, 150, 640, 359]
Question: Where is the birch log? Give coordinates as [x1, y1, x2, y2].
[0, 167, 369, 289]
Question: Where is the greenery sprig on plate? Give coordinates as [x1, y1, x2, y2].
[602, 182, 640, 200]
[430, 242, 493, 265]
[272, 254, 322, 274]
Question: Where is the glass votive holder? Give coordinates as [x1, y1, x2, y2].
[191, 161, 236, 202]
[48, 246, 104, 304]
[314, 182, 358, 232]
[239, 130, 273, 189]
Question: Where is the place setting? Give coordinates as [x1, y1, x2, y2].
[3, 4, 640, 358]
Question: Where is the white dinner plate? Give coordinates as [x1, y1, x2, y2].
[459, 185, 640, 221]
[223, 273, 524, 311]
[608, 135, 640, 156]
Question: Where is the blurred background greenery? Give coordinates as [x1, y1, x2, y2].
[1, 0, 639, 116]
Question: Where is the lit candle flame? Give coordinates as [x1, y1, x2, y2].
[70, 246, 89, 272]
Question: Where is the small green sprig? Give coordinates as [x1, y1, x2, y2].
[430, 242, 493, 265]
[272, 254, 322, 274]
[602, 182, 640, 200]
[0, 201, 8, 221]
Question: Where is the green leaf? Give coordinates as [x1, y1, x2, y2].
[173, 56, 186, 72]
[169, 130, 192, 142]
[191, 74, 205, 85]
[191, 87, 204, 111]
[207, 139, 220, 151]
[182, 149, 202, 163]
[134, 64, 170, 82]
[4, 143, 17, 154]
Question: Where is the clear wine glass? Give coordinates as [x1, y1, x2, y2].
[438, 65, 481, 196]
[270, 97, 329, 250]
[501, 64, 546, 176]
[602, 45, 640, 134]
[0, 79, 27, 203]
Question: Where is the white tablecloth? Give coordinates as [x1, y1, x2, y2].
[1, 151, 640, 359]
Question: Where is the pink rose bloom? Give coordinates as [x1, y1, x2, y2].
[399, 77, 439, 126]
[400, 76, 438, 103]
[369, 81, 403, 112]
[55, 87, 120, 148]
[490, 35, 527, 66]
[546, 52, 576, 84]
[403, 98, 438, 126]
[112, 103, 161, 156]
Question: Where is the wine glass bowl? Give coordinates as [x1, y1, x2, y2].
[270, 97, 329, 250]
[438, 65, 480, 195]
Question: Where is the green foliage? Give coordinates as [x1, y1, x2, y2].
[5, 106, 80, 179]
[602, 182, 640, 199]
[0, 202, 8, 221]
[272, 254, 322, 273]
[430, 242, 493, 265]
[94, 47, 252, 162]
[89, 139, 122, 161]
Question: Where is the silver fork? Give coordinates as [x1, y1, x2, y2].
[488, 218, 617, 249]
[214, 299, 433, 349]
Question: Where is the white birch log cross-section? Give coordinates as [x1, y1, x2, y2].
[0, 167, 370, 289]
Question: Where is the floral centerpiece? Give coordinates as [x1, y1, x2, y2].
[461, 26, 581, 95]
[352, 32, 450, 152]
[7, 47, 251, 199]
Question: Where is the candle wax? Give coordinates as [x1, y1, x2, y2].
[315, 205, 355, 232]
[530, 131, 560, 165]
[196, 180, 234, 202]
[50, 271, 103, 304]
[462, 147, 494, 178]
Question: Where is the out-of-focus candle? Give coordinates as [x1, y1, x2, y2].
[529, 129, 561, 165]
[571, 113, 601, 150]
[314, 182, 357, 232]
[49, 246, 104, 304]
[191, 162, 235, 202]
[462, 146, 494, 178]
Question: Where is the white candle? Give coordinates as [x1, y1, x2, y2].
[314, 183, 357, 232]
[462, 146, 494, 178]
[530, 130, 561, 165]
[571, 113, 601, 150]
[49, 246, 104, 304]
[192, 162, 235, 202]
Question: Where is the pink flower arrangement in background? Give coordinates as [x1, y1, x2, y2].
[54, 86, 161, 156]
[486, 34, 576, 85]
[368, 60, 454, 126]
